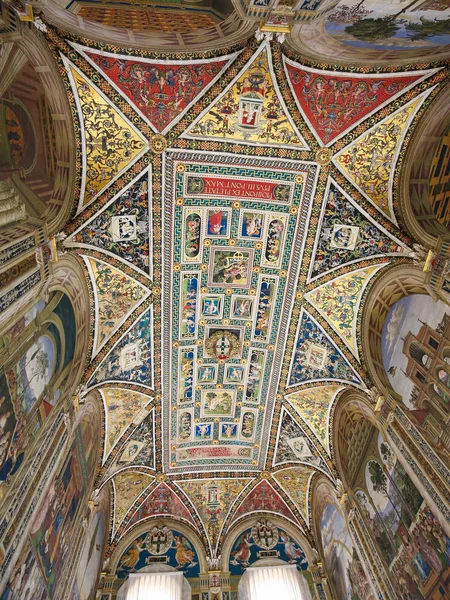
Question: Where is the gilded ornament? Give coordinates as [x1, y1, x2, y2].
[315, 148, 333, 165]
[150, 134, 168, 154]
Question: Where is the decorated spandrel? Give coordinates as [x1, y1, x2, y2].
[125, 483, 197, 532]
[82, 256, 150, 357]
[229, 479, 300, 526]
[285, 385, 343, 454]
[67, 170, 152, 278]
[309, 179, 407, 282]
[112, 471, 154, 534]
[175, 478, 252, 551]
[106, 410, 155, 476]
[163, 152, 318, 472]
[184, 44, 308, 149]
[305, 263, 387, 359]
[273, 467, 315, 525]
[284, 58, 432, 146]
[100, 387, 152, 461]
[288, 308, 361, 386]
[273, 407, 330, 475]
[73, 43, 238, 134]
[63, 58, 148, 213]
[334, 90, 433, 224]
[88, 307, 153, 389]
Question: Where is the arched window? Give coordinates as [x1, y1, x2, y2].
[433, 383, 450, 405]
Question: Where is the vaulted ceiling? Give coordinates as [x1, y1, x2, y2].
[53, 28, 446, 558]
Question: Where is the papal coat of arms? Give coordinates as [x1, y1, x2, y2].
[251, 520, 279, 550]
[148, 525, 173, 555]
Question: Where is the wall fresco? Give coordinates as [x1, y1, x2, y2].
[320, 503, 375, 600]
[29, 426, 92, 597]
[72, 510, 106, 600]
[381, 294, 450, 409]
[325, 0, 450, 52]
[229, 521, 309, 575]
[355, 434, 450, 598]
[0, 543, 47, 600]
[116, 527, 200, 578]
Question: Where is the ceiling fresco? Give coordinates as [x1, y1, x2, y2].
[50, 24, 448, 559]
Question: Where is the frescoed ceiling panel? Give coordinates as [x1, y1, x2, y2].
[62, 57, 149, 213]
[71, 42, 241, 135]
[51, 27, 447, 556]
[333, 88, 435, 224]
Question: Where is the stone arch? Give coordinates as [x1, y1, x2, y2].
[221, 513, 316, 571]
[311, 476, 378, 600]
[107, 516, 208, 575]
[36, 1, 256, 52]
[287, 14, 450, 68]
[331, 388, 378, 491]
[48, 253, 92, 395]
[310, 476, 339, 563]
[0, 18, 77, 234]
[399, 80, 450, 245]
[360, 262, 429, 396]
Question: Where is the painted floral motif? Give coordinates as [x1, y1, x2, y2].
[305, 264, 384, 356]
[89, 307, 152, 388]
[311, 182, 404, 280]
[273, 467, 315, 523]
[285, 61, 422, 145]
[286, 385, 343, 451]
[187, 47, 306, 148]
[335, 94, 426, 222]
[231, 480, 298, 525]
[289, 309, 360, 385]
[66, 63, 146, 207]
[85, 51, 229, 132]
[113, 471, 153, 532]
[72, 173, 150, 276]
[84, 257, 149, 355]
